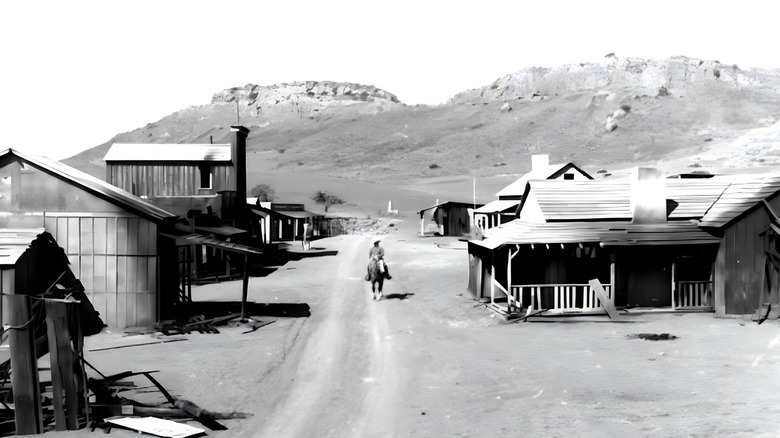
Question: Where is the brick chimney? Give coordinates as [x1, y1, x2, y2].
[230, 125, 249, 203]
[630, 167, 667, 224]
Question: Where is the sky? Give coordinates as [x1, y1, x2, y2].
[1, 0, 778, 160]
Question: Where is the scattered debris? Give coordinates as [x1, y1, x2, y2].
[627, 333, 678, 341]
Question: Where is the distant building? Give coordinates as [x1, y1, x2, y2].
[418, 201, 483, 237]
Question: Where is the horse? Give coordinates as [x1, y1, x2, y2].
[367, 258, 385, 300]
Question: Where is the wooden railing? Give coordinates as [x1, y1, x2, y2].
[509, 283, 613, 313]
[673, 280, 713, 309]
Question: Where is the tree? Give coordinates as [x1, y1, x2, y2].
[250, 184, 276, 202]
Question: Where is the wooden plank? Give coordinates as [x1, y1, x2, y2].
[589, 279, 622, 320]
[45, 300, 80, 430]
[8, 294, 42, 434]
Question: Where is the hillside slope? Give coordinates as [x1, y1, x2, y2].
[65, 55, 780, 205]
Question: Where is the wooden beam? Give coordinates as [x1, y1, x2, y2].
[45, 299, 80, 431]
[8, 295, 42, 435]
[589, 279, 622, 321]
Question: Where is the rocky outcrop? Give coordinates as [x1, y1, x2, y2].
[211, 81, 402, 118]
[451, 55, 780, 104]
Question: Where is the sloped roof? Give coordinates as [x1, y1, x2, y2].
[473, 220, 720, 250]
[105, 143, 232, 162]
[418, 201, 483, 215]
[495, 163, 592, 198]
[520, 177, 733, 222]
[698, 174, 780, 228]
[0, 228, 46, 266]
[474, 200, 520, 214]
[0, 148, 177, 223]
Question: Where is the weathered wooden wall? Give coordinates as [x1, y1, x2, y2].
[44, 213, 158, 328]
[107, 163, 233, 197]
[714, 194, 780, 315]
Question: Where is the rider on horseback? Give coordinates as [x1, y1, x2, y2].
[368, 239, 391, 280]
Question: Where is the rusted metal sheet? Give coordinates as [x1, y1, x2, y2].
[699, 174, 780, 228]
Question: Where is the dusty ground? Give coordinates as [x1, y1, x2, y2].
[47, 212, 780, 438]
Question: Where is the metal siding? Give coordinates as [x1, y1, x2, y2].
[116, 256, 127, 293]
[80, 255, 93, 291]
[80, 218, 93, 254]
[106, 256, 117, 293]
[137, 220, 149, 255]
[94, 218, 107, 254]
[67, 218, 79, 254]
[93, 255, 106, 293]
[106, 292, 117, 328]
[116, 218, 128, 254]
[107, 217, 117, 254]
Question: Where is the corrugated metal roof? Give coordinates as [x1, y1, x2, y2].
[418, 201, 482, 214]
[523, 177, 733, 221]
[0, 149, 177, 223]
[474, 200, 519, 214]
[698, 174, 780, 228]
[0, 228, 45, 266]
[104, 143, 232, 162]
[473, 220, 720, 249]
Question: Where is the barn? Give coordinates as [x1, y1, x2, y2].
[418, 201, 483, 237]
[0, 148, 178, 328]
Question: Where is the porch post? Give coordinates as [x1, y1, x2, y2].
[610, 253, 616, 301]
[671, 262, 677, 309]
[490, 264, 496, 305]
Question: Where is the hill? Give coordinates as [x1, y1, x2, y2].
[64, 55, 780, 211]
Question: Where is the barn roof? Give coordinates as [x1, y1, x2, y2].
[472, 220, 720, 250]
[698, 174, 780, 228]
[519, 177, 733, 221]
[418, 201, 483, 215]
[104, 143, 233, 163]
[0, 148, 177, 223]
[495, 163, 592, 198]
[474, 200, 520, 214]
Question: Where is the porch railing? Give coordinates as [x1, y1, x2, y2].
[673, 280, 713, 309]
[509, 283, 613, 313]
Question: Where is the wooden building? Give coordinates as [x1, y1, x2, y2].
[697, 175, 780, 316]
[0, 148, 178, 328]
[469, 169, 733, 316]
[104, 126, 249, 220]
[475, 155, 592, 231]
[249, 202, 327, 243]
[418, 201, 483, 237]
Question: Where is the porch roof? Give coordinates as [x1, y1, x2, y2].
[474, 200, 519, 214]
[472, 219, 720, 250]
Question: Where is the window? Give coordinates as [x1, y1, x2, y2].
[563, 173, 574, 180]
[198, 165, 212, 189]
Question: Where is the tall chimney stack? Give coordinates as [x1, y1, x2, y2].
[230, 125, 249, 203]
[531, 154, 549, 171]
[630, 167, 667, 224]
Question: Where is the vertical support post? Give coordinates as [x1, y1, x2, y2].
[8, 295, 42, 435]
[45, 299, 80, 431]
[610, 254, 616, 302]
[671, 262, 676, 309]
[241, 254, 249, 321]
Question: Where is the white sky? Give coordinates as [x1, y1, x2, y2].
[1, 0, 777, 160]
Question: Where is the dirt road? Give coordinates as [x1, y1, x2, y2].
[71, 213, 780, 438]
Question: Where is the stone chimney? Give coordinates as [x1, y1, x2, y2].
[531, 154, 549, 171]
[230, 125, 249, 203]
[630, 167, 667, 224]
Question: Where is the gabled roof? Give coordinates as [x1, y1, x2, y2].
[698, 174, 780, 228]
[518, 177, 733, 222]
[0, 148, 177, 224]
[473, 220, 720, 250]
[105, 143, 232, 163]
[495, 163, 592, 198]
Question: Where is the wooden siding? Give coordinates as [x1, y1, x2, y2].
[45, 213, 158, 328]
[713, 193, 780, 314]
[107, 163, 233, 197]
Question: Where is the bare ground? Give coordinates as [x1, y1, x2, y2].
[46, 212, 780, 438]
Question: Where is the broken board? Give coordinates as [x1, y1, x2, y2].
[589, 279, 622, 321]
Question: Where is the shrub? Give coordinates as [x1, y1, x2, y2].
[312, 191, 345, 206]
[429, 163, 440, 169]
[249, 184, 276, 202]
